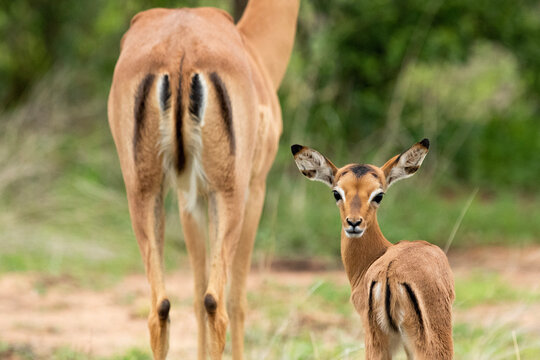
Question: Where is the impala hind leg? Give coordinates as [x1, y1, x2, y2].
[205, 190, 245, 359]
[364, 336, 395, 360]
[126, 182, 170, 360]
[363, 322, 400, 360]
[179, 200, 208, 360]
[408, 324, 454, 359]
[400, 299, 453, 360]
[228, 182, 266, 360]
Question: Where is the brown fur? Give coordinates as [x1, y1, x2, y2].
[293, 140, 455, 359]
[108, 2, 300, 359]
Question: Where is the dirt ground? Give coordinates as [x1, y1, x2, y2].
[1, 246, 540, 358]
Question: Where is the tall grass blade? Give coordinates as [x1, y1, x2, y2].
[512, 330, 521, 360]
[444, 187, 478, 253]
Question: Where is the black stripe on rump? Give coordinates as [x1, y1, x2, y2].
[159, 74, 171, 112]
[385, 282, 398, 332]
[402, 282, 424, 333]
[175, 55, 186, 171]
[209, 72, 235, 154]
[133, 73, 156, 161]
[368, 281, 377, 324]
[189, 73, 204, 121]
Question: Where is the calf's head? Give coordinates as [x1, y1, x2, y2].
[291, 139, 430, 238]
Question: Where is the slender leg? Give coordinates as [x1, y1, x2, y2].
[411, 324, 454, 359]
[179, 197, 208, 360]
[228, 182, 266, 360]
[364, 325, 393, 360]
[404, 304, 453, 360]
[127, 183, 170, 360]
[365, 340, 392, 360]
[204, 190, 245, 359]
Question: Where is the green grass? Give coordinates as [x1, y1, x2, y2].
[243, 275, 540, 359]
[453, 323, 540, 360]
[2, 273, 540, 359]
[106, 349, 151, 360]
[0, 345, 152, 360]
[244, 274, 540, 359]
[455, 271, 540, 308]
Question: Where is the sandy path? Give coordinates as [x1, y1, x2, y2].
[0, 268, 345, 358]
[1, 246, 540, 358]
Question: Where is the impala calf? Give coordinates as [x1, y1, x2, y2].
[292, 139, 455, 359]
[108, 1, 299, 359]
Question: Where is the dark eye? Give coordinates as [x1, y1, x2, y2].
[332, 190, 342, 202]
[372, 193, 384, 204]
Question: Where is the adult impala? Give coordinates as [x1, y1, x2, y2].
[292, 139, 455, 359]
[108, 1, 299, 358]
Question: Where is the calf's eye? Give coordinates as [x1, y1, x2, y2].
[372, 193, 384, 204]
[332, 190, 342, 202]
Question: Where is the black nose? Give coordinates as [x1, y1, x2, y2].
[346, 218, 362, 227]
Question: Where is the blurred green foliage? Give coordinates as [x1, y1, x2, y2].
[1, 0, 539, 186]
[280, 0, 540, 188]
[0, 0, 225, 106]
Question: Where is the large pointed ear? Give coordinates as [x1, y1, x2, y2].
[291, 144, 338, 188]
[381, 138, 430, 188]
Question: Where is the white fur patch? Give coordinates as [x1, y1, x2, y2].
[195, 74, 208, 127]
[181, 74, 208, 215]
[157, 74, 176, 177]
[368, 188, 384, 204]
[182, 127, 206, 214]
[398, 309, 405, 325]
[374, 282, 382, 301]
[372, 282, 390, 334]
[397, 284, 406, 326]
[344, 230, 364, 238]
[376, 301, 390, 334]
[333, 186, 346, 204]
[156, 74, 176, 191]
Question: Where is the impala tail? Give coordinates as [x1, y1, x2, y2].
[154, 60, 207, 207]
[156, 59, 238, 213]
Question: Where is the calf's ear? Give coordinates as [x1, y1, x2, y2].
[291, 144, 338, 188]
[381, 138, 430, 188]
